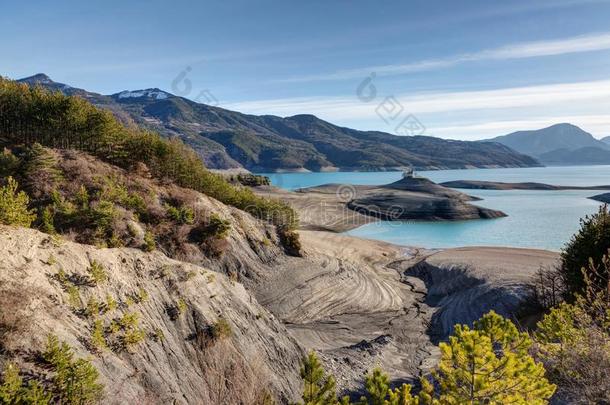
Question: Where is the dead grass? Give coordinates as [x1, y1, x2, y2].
[0, 285, 35, 351]
[196, 339, 277, 405]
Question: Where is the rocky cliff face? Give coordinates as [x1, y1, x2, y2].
[0, 226, 304, 404]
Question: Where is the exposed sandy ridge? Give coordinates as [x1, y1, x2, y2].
[441, 179, 610, 191]
[253, 230, 559, 397]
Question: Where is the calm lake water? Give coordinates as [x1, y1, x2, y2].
[259, 166, 610, 251]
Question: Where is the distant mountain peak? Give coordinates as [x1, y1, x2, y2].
[114, 88, 171, 100]
[488, 122, 610, 165]
[18, 73, 54, 84]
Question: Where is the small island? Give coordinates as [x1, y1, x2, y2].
[590, 193, 610, 203]
[254, 172, 506, 232]
[440, 180, 610, 191]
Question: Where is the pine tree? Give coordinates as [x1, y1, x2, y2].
[24, 143, 64, 199]
[0, 362, 51, 404]
[560, 204, 610, 296]
[0, 363, 23, 403]
[357, 368, 418, 405]
[298, 352, 339, 405]
[0, 176, 36, 227]
[434, 311, 556, 404]
[358, 368, 391, 405]
[42, 334, 104, 404]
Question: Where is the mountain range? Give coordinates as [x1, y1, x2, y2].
[16, 74, 538, 172]
[488, 123, 610, 165]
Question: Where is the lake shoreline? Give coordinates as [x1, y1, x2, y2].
[257, 166, 608, 251]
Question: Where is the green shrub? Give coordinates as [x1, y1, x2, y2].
[118, 312, 139, 330]
[207, 213, 231, 238]
[108, 321, 121, 334]
[87, 261, 107, 285]
[85, 297, 101, 318]
[42, 335, 104, 404]
[39, 205, 56, 234]
[234, 174, 270, 187]
[535, 256, 610, 403]
[88, 200, 117, 239]
[164, 203, 194, 225]
[151, 328, 165, 343]
[0, 148, 20, 178]
[50, 189, 76, 217]
[66, 284, 81, 309]
[0, 177, 36, 227]
[90, 320, 107, 352]
[210, 318, 232, 340]
[56, 268, 68, 285]
[176, 298, 187, 315]
[135, 288, 149, 303]
[96, 176, 146, 216]
[104, 294, 117, 313]
[75, 185, 90, 210]
[123, 328, 146, 350]
[124, 296, 135, 307]
[143, 230, 155, 252]
[278, 228, 302, 257]
[57, 358, 103, 404]
[114, 312, 145, 350]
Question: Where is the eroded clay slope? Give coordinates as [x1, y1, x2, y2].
[0, 226, 304, 404]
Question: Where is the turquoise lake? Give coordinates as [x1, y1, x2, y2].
[259, 166, 610, 251]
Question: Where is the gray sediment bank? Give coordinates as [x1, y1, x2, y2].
[441, 180, 610, 191]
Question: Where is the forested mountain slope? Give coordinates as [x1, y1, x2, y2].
[17, 74, 539, 172]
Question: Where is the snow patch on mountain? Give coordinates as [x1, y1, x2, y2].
[117, 89, 169, 100]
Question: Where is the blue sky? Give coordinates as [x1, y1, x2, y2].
[2, 0, 610, 139]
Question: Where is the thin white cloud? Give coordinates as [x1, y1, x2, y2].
[276, 32, 610, 83]
[225, 78, 610, 120]
[224, 78, 610, 139]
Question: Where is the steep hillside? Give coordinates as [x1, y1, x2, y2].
[0, 75, 309, 403]
[538, 146, 610, 165]
[488, 123, 609, 162]
[0, 226, 304, 404]
[17, 74, 539, 172]
[601, 136, 610, 145]
[0, 77, 299, 254]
